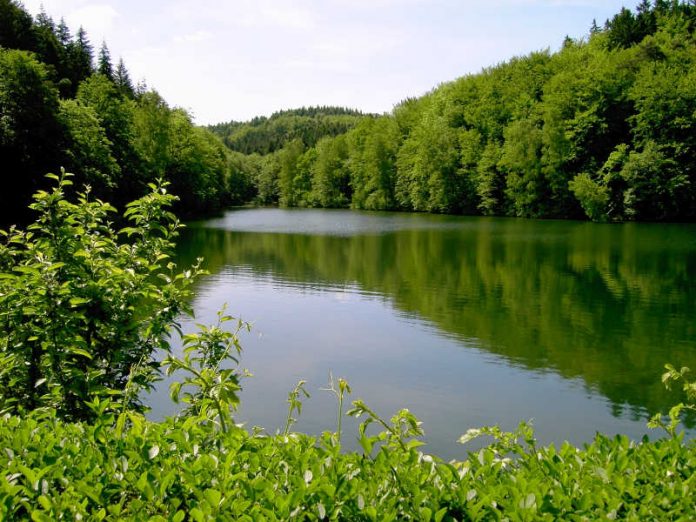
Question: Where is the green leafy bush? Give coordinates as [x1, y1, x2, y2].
[568, 172, 609, 222]
[0, 171, 201, 420]
[165, 307, 250, 433]
[0, 383, 694, 520]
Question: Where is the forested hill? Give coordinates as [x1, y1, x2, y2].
[0, 0, 247, 224]
[212, 1, 696, 221]
[3, 1, 695, 224]
[208, 107, 370, 155]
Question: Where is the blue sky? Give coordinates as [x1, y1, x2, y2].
[23, 0, 635, 124]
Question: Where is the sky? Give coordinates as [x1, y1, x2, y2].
[22, 0, 635, 125]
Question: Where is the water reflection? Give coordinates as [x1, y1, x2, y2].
[166, 209, 696, 455]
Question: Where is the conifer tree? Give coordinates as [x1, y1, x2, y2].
[35, 6, 55, 32]
[72, 26, 94, 81]
[33, 5, 63, 72]
[56, 17, 71, 47]
[98, 41, 113, 80]
[115, 57, 134, 97]
[590, 18, 600, 34]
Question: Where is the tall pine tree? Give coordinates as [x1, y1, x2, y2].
[71, 26, 94, 83]
[115, 57, 134, 97]
[98, 41, 113, 80]
[56, 17, 71, 47]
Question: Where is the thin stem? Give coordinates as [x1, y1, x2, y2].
[337, 393, 343, 444]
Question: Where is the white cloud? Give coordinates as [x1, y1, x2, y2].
[327, 0, 430, 6]
[174, 30, 213, 43]
[487, 0, 619, 5]
[21, 0, 82, 16]
[66, 4, 119, 42]
[167, 0, 316, 30]
[257, 5, 316, 29]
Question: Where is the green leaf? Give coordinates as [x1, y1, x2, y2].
[37, 495, 51, 510]
[68, 347, 93, 359]
[136, 471, 149, 493]
[189, 508, 205, 522]
[204, 488, 222, 507]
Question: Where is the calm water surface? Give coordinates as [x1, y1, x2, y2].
[148, 208, 696, 459]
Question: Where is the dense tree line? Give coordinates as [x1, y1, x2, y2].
[221, 1, 696, 222]
[207, 106, 369, 155]
[0, 0, 247, 224]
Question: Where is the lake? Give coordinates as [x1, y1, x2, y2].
[147, 208, 696, 459]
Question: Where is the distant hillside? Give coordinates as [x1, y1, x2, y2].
[207, 106, 371, 155]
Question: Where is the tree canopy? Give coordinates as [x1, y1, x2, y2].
[2, 0, 695, 223]
[210, 1, 696, 222]
[0, 0, 246, 224]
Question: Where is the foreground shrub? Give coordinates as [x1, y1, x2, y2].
[0, 172, 201, 420]
[1, 353, 695, 521]
[0, 407, 694, 521]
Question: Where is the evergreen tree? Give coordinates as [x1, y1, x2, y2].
[32, 6, 65, 81]
[35, 6, 54, 32]
[52, 18, 74, 97]
[71, 26, 94, 82]
[115, 57, 134, 97]
[56, 17, 71, 47]
[98, 41, 113, 80]
[590, 18, 600, 34]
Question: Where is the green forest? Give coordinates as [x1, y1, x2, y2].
[210, 1, 696, 222]
[0, 0, 255, 224]
[2, 1, 695, 223]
